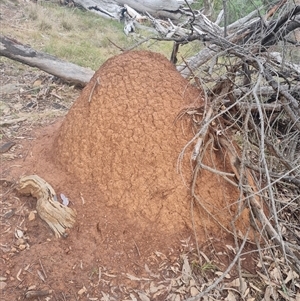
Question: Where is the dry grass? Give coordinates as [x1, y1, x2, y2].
[0, 0, 178, 70]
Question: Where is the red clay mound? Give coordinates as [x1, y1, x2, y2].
[54, 51, 249, 240]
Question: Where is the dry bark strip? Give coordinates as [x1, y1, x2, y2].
[16, 175, 76, 238]
[0, 35, 94, 87]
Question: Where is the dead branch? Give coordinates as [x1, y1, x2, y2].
[16, 175, 76, 238]
[0, 35, 94, 87]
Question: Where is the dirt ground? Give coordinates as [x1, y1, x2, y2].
[0, 3, 262, 301]
[0, 53, 261, 301]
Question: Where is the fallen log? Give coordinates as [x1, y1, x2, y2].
[0, 35, 94, 87]
[71, 0, 121, 19]
[70, 0, 191, 21]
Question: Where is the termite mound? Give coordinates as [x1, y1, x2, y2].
[54, 51, 249, 240]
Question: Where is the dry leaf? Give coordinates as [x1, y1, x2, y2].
[78, 286, 87, 295]
[228, 278, 247, 294]
[101, 291, 110, 301]
[257, 271, 278, 286]
[102, 272, 116, 278]
[145, 264, 159, 278]
[278, 290, 296, 300]
[228, 278, 240, 287]
[0, 282, 7, 290]
[284, 269, 299, 284]
[243, 287, 250, 298]
[264, 286, 278, 301]
[181, 254, 192, 284]
[27, 285, 36, 290]
[270, 266, 281, 282]
[169, 293, 181, 301]
[16, 268, 22, 282]
[257, 261, 262, 268]
[249, 282, 261, 292]
[190, 286, 199, 297]
[226, 245, 236, 254]
[37, 270, 45, 282]
[138, 291, 150, 301]
[152, 286, 167, 298]
[149, 282, 165, 294]
[154, 251, 167, 260]
[225, 291, 237, 301]
[126, 273, 141, 281]
[28, 211, 36, 221]
[33, 80, 42, 87]
[129, 293, 137, 301]
[215, 271, 230, 278]
[199, 251, 210, 262]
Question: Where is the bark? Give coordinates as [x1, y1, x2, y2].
[0, 35, 94, 86]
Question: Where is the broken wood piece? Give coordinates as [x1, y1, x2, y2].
[0, 141, 16, 154]
[0, 117, 27, 127]
[16, 175, 76, 238]
[124, 4, 147, 22]
[25, 289, 53, 299]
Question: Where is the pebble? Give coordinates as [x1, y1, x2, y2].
[0, 282, 7, 290]
[28, 211, 36, 221]
[18, 244, 27, 251]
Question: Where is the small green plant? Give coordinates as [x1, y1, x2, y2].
[191, 260, 218, 275]
[88, 266, 99, 279]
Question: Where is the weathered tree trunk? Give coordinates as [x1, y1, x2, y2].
[71, 0, 121, 19]
[69, 0, 192, 21]
[0, 35, 94, 86]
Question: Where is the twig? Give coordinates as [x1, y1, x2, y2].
[133, 239, 140, 257]
[106, 38, 124, 51]
[252, 59, 288, 262]
[88, 76, 100, 103]
[185, 229, 249, 301]
[244, 162, 300, 187]
[125, 37, 151, 51]
[39, 258, 47, 279]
